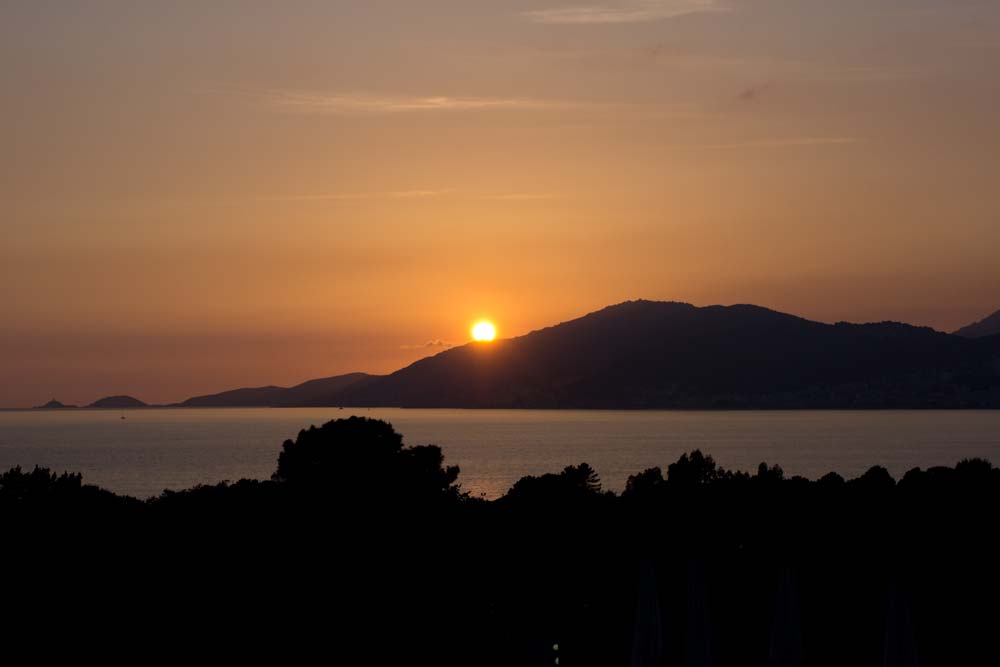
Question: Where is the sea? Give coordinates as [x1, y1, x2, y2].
[1, 408, 999, 500]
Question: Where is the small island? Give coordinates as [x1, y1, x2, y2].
[33, 399, 78, 410]
[88, 395, 148, 409]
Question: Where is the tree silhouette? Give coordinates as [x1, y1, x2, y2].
[562, 462, 602, 493]
[4, 428, 1000, 665]
[756, 461, 785, 483]
[667, 450, 720, 486]
[272, 416, 461, 503]
[504, 461, 606, 506]
[955, 457, 994, 482]
[624, 467, 665, 498]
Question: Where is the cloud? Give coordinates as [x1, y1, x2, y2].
[810, 65, 927, 83]
[243, 89, 559, 114]
[186, 189, 570, 207]
[626, 52, 926, 84]
[958, 40, 1000, 51]
[181, 189, 454, 209]
[668, 137, 857, 151]
[478, 193, 560, 201]
[737, 83, 771, 102]
[523, 0, 726, 25]
[214, 84, 706, 122]
[277, 189, 453, 201]
[401, 340, 454, 350]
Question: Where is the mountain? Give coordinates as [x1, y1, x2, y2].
[272, 373, 378, 407]
[89, 395, 148, 409]
[954, 309, 1000, 339]
[178, 373, 373, 407]
[179, 385, 288, 408]
[34, 399, 77, 409]
[110, 301, 1000, 410]
[326, 301, 1000, 409]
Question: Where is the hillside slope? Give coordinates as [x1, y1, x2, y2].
[179, 373, 374, 407]
[955, 309, 1000, 338]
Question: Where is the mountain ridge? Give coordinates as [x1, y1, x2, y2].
[176, 372, 374, 408]
[955, 309, 1000, 339]
[323, 300, 1000, 409]
[28, 301, 1000, 410]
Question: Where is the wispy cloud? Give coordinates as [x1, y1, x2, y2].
[183, 189, 454, 208]
[252, 190, 560, 203]
[214, 84, 708, 122]
[668, 137, 857, 151]
[523, 0, 726, 25]
[479, 193, 561, 201]
[629, 51, 927, 83]
[811, 65, 927, 83]
[737, 83, 772, 103]
[186, 189, 570, 208]
[400, 340, 454, 350]
[271, 189, 454, 201]
[231, 87, 560, 114]
[958, 40, 1000, 51]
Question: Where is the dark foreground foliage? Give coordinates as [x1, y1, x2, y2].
[2, 416, 998, 665]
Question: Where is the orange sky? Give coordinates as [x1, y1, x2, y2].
[3, 1, 1000, 406]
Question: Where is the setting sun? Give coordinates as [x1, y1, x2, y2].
[472, 321, 497, 342]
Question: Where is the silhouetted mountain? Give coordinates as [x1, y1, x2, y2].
[329, 300, 1000, 408]
[954, 309, 1000, 338]
[178, 372, 373, 407]
[272, 372, 378, 406]
[179, 385, 288, 407]
[33, 399, 77, 409]
[88, 395, 147, 409]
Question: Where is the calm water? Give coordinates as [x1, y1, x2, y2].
[1, 408, 999, 499]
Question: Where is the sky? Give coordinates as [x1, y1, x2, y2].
[2, 0, 999, 406]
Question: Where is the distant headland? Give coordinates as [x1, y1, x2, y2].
[33, 399, 79, 410]
[34, 395, 147, 410]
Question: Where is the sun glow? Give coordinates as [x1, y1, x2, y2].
[472, 321, 497, 342]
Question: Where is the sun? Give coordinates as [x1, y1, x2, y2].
[471, 321, 497, 342]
